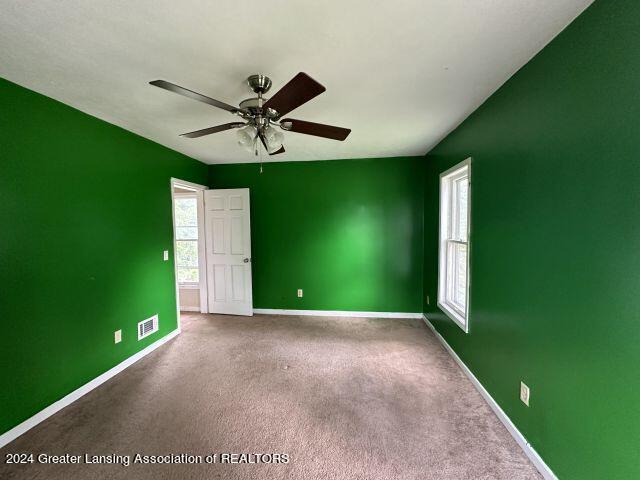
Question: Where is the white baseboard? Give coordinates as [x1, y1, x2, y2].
[254, 308, 423, 319]
[422, 315, 557, 480]
[179, 306, 200, 312]
[0, 328, 180, 449]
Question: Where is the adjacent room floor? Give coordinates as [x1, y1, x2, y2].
[0, 313, 541, 479]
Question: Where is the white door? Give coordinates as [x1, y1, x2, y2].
[204, 188, 253, 316]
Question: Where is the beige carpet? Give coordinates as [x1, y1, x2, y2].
[0, 313, 541, 479]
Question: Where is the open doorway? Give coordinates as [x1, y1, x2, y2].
[170, 178, 207, 321]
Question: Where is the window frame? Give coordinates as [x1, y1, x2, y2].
[174, 193, 200, 288]
[437, 158, 472, 333]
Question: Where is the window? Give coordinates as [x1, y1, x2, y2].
[174, 196, 199, 285]
[438, 158, 471, 332]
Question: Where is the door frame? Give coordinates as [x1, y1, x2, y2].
[170, 178, 209, 329]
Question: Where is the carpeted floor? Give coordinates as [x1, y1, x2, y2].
[0, 313, 541, 479]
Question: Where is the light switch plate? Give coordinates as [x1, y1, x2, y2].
[163, 250, 169, 261]
[114, 330, 122, 344]
[520, 381, 530, 406]
[297, 289, 303, 298]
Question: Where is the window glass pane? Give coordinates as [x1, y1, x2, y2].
[175, 198, 197, 227]
[446, 241, 456, 304]
[176, 240, 198, 267]
[177, 267, 199, 283]
[176, 226, 198, 240]
[454, 176, 468, 241]
[453, 243, 467, 312]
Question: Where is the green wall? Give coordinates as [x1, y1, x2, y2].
[4, 1, 636, 475]
[210, 157, 424, 313]
[423, 1, 640, 478]
[0, 78, 208, 435]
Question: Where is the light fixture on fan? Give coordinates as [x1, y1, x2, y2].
[235, 124, 283, 155]
[263, 125, 284, 154]
[150, 72, 351, 157]
[236, 125, 257, 153]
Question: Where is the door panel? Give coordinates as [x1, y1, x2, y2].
[212, 264, 226, 301]
[231, 265, 245, 301]
[230, 217, 244, 254]
[212, 218, 225, 254]
[204, 189, 253, 315]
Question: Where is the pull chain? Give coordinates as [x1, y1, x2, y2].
[253, 133, 264, 174]
[259, 141, 264, 174]
[256, 133, 264, 174]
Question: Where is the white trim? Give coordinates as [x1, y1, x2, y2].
[254, 308, 423, 319]
[170, 177, 207, 192]
[174, 192, 198, 199]
[170, 178, 209, 322]
[439, 156, 472, 178]
[179, 306, 200, 312]
[195, 189, 208, 313]
[0, 329, 180, 449]
[422, 315, 557, 480]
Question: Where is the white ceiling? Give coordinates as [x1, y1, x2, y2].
[0, 0, 593, 164]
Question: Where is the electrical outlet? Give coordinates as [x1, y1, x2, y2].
[114, 330, 122, 344]
[163, 250, 169, 261]
[520, 381, 530, 406]
[297, 289, 303, 298]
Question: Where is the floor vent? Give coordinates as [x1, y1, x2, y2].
[138, 315, 159, 340]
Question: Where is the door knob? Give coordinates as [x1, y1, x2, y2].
[243, 258, 250, 263]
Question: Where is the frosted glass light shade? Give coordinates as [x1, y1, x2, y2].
[236, 126, 256, 152]
[264, 125, 284, 154]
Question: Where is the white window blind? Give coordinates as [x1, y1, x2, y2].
[438, 159, 471, 332]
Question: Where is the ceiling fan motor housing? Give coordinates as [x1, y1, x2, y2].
[244, 75, 280, 119]
[239, 97, 279, 119]
[247, 74, 272, 94]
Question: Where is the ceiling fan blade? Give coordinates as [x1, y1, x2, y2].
[263, 73, 326, 117]
[269, 145, 285, 156]
[281, 118, 351, 141]
[150, 80, 240, 113]
[180, 122, 245, 138]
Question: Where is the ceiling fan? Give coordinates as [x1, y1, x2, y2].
[149, 72, 351, 156]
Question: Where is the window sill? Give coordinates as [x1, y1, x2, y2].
[437, 301, 469, 333]
[178, 283, 200, 290]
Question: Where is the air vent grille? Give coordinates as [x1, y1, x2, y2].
[138, 315, 159, 340]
